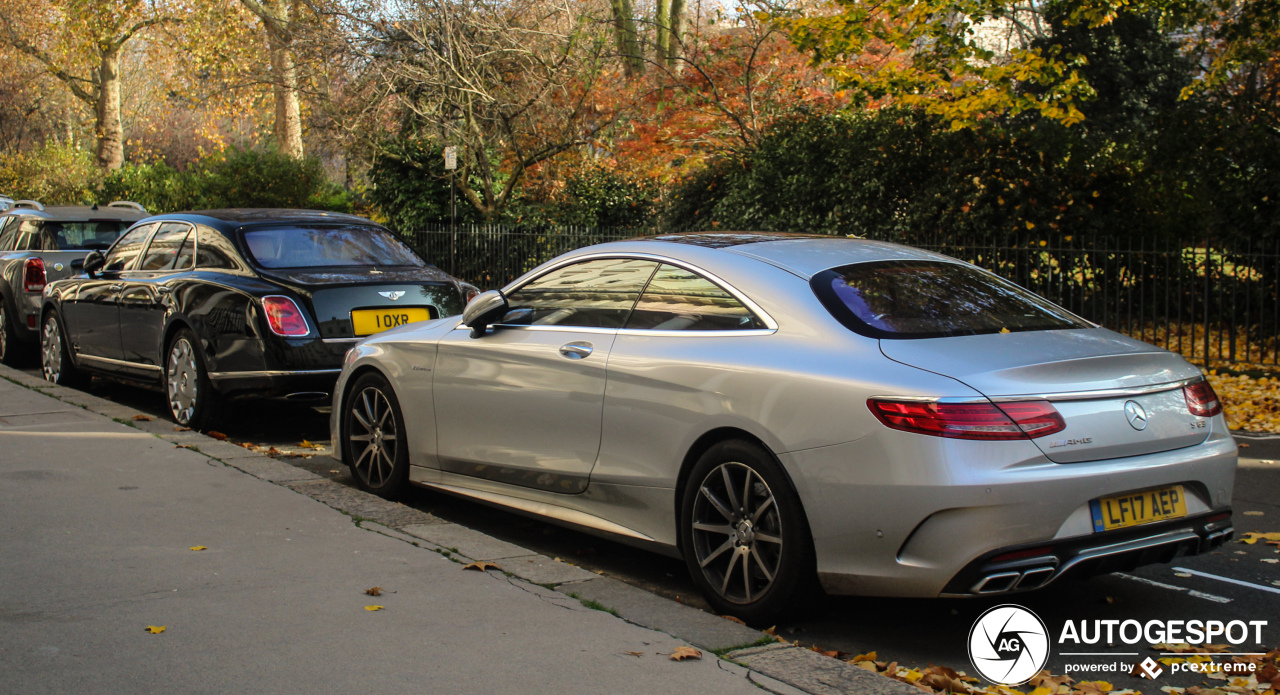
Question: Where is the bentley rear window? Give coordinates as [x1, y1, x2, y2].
[812, 260, 1089, 339]
[243, 225, 426, 269]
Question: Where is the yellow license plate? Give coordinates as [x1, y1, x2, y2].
[1090, 485, 1187, 532]
[351, 308, 432, 336]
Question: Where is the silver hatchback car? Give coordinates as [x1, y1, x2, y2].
[330, 233, 1235, 622]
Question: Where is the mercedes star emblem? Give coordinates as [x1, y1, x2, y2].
[1124, 400, 1148, 431]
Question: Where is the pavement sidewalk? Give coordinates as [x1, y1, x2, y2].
[0, 377, 795, 694]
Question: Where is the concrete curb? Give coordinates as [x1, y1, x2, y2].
[0, 363, 918, 695]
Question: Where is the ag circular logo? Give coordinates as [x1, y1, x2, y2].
[968, 604, 1050, 685]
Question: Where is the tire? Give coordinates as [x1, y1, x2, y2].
[343, 372, 410, 499]
[165, 328, 218, 430]
[1, 301, 31, 367]
[40, 311, 88, 388]
[680, 439, 816, 625]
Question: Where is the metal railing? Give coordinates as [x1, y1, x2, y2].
[399, 224, 1280, 369]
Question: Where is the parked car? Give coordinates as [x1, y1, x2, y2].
[0, 195, 14, 211]
[0, 200, 149, 365]
[41, 209, 479, 428]
[330, 232, 1236, 622]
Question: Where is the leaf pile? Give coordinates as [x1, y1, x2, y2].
[1204, 371, 1280, 433]
[842, 647, 1280, 695]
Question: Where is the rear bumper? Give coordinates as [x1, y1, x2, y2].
[209, 369, 341, 402]
[8, 291, 41, 343]
[939, 510, 1233, 596]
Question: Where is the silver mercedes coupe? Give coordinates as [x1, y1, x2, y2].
[329, 233, 1236, 622]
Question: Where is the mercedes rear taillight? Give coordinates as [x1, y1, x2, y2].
[1183, 380, 1223, 417]
[23, 257, 46, 292]
[867, 399, 1066, 440]
[262, 296, 310, 337]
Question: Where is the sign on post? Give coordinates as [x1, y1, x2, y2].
[444, 145, 457, 170]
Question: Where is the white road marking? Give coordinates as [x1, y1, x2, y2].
[1115, 573, 1233, 603]
[1171, 567, 1280, 595]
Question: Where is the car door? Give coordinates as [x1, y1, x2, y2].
[63, 223, 155, 363]
[118, 222, 193, 370]
[433, 257, 659, 494]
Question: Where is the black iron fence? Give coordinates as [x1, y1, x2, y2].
[399, 223, 1280, 369]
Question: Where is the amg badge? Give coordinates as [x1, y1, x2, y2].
[1048, 437, 1093, 448]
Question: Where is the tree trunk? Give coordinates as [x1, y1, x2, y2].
[95, 49, 124, 171]
[610, 0, 643, 77]
[266, 23, 304, 159]
[667, 0, 685, 72]
[655, 0, 670, 65]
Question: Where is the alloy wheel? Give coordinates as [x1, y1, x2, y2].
[167, 337, 199, 424]
[41, 315, 60, 383]
[690, 462, 784, 604]
[348, 387, 400, 488]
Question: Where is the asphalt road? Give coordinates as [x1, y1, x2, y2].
[28, 369, 1280, 690]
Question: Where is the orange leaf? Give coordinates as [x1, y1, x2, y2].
[365, 587, 382, 596]
[721, 615, 746, 625]
[463, 561, 501, 572]
[132, 414, 152, 421]
[670, 646, 702, 661]
[206, 431, 228, 441]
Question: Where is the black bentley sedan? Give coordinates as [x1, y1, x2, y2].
[40, 209, 477, 428]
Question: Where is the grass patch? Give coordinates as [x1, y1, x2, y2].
[578, 598, 620, 617]
[711, 635, 779, 656]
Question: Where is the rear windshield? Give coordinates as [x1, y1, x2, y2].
[41, 221, 129, 250]
[242, 225, 426, 269]
[812, 260, 1090, 339]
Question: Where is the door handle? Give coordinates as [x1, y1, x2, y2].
[558, 342, 593, 359]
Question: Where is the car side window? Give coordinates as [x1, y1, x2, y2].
[0, 217, 18, 250]
[14, 220, 41, 251]
[103, 224, 155, 272]
[500, 258, 659, 329]
[195, 228, 240, 270]
[138, 223, 192, 271]
[625, 264, 765, 331]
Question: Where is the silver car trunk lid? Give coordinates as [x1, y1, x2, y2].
[880, 328, 1209, 463]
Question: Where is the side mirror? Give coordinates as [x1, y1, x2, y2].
[82, 251, 105, 277]
[462, 290, 508, 338]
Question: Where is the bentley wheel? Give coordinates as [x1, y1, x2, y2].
[680, 440, 815, 624]
[344, 372, 410, 499]
[166, 329, 217, 429]
[41, 312, 87, 388]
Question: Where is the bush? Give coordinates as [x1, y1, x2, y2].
[96, 149, 353, 214]
[194, 149, 352, 212]
[0, 142, 100, 205]
[367, 139, 480, 232]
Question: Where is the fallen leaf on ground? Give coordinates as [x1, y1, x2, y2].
[1242, 532, 1280, 544]
[174, 444, 194, 449]
[1075, 681, 1114, 694]
[623, 651, 643, 657]
[145, 625, 166, 634]
[174, 426, 191, 432]
[721, 615, 746, 625]
[1244, 511, 1265, 516]
[763, 626, 778, 636]
[189, 546, 206, 551]
[462, 561, 501, 572]
[850, 651, 877, 663]
[1262, 559, 1279, 564]
[1238, 443, 1250, 448]
[206, 431, 228, 441]
[365, 587, 382, 596]
[364, 605, 383, 611]
[264, 447, 281, 456]
[299, 440, 321, 449]
[132, 414, 152, 421]
[669, 646, 701, 661]
[237, 442, 254, 449]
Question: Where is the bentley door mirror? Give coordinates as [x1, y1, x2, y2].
[81, 250, 105, 277]
[462, 290, 509, 338]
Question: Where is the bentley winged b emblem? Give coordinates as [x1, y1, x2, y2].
[379, 291, 406, 301]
